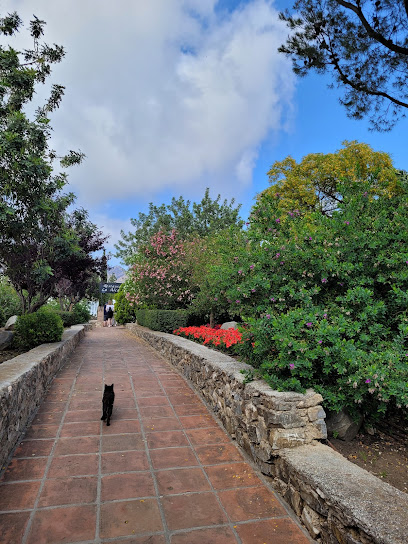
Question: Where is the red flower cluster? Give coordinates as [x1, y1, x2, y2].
[173, 325, 242, 350]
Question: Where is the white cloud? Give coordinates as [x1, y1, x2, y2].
[3, 0, 295, 206]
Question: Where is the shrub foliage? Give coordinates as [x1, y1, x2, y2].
[14, 309, 64, 350]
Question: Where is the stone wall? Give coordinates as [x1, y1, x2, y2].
[126, 324, 327, 457]
[127, 324, 408, 544]
[273, 443, 408, 544]
[0, 324, 91, 470]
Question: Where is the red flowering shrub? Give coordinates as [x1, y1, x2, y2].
[173, 325, 242, 352]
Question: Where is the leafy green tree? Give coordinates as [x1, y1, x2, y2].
[53, 209, 108, 311]
[0, 276, 22, 326]
[0, 12, 94, 313]
[217, 160, 408, 420]
[279, 1, 408, 131]
[188, 226, 247, 325]
[115, 188, 243, 264]
[113, 285, 136, 325]
[259, 141, 399, 218]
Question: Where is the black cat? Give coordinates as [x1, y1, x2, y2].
[101, 384, 115, 426]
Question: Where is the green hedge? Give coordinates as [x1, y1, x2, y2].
[13, 308, 64, 350]
[135, 309, 188, 333]
[53, 304, 91, 327]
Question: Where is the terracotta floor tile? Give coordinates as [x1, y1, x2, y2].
[166, 395, 198, 405]
[64, 409, 101, 422]
[27, 504, 96, 544]
[140, 406, 175, 418]
[32, 411, 64, 425]
[113, 408, 140, 419]
[0, 511, 31, 542]
[0, 481, 40, 510]
[0, 457, 48, 482]
[134, 381, 160, 390]
[218, 486, 287, 521]
[24, 424, 60, 440]
[101, 450, 149, 474]
[101, 472, 155, 501]
[186, 427, 230, 446]
[235, 518, 311, 544]
[172, 404, 208, 416]
[60, 421, 101, 437]
[179, 415, 218, 430]
[205, 463, 260, 490]
[156, 467, 211, 495]
[102, 419, 141, 434]
[36, 402, 64, 414]
[146, 431, 189, 449]
[100, 499, 163, 538]
[13, 439, 54, 459]
[68, 399, 100, 410]
[38, 476, 97, 507]
[114, 398, 137, 408]
[194, 443, 244, 466]
[142, 417, 182, 432]
[171, 526, 239, 544]
[118, 536, 165, 544]
[48, 454, 99, 478]
[102, 433, 145, 452]
[54, 436, 100, 456]
[150, 447, 198, 470]
[161, 493, 227, 530]
[135, 389, 165, 398]
[137, 396, 170, 407]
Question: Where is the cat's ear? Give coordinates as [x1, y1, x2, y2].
[111, 384, 114, 387]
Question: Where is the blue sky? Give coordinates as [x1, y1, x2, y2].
[5, 0, 408, 267]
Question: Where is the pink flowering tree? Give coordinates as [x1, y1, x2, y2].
[125, 229, 198, 310]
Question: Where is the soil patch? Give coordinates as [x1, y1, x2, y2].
[0, 347, 26, 365]
[330, 426, 408, 494]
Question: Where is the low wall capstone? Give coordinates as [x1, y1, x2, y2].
[126, 324, 408, 544]
[0, 323, 92, 471]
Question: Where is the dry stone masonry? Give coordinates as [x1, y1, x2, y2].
[0, 324, 92, 471]
[127, 324, 408, 544]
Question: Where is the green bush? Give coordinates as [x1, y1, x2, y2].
[14, 308, 64, 350]
[48, 302, 91, 327]
[135, 309, 188, 333]
[217, 177, 408, 422]
[72, 303, 91, 324]
[114, 286, 136, 324]
[56, 310, 77, 327]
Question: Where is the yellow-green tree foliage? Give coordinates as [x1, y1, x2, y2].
[261, 141, 399, 218]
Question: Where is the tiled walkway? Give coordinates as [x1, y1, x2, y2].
[0, 326, 311, 544]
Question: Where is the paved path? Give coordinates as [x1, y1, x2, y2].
[0, 326, 311, 544]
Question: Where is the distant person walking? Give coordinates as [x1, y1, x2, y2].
[106, 300, 114, 327]
[103, 302, 109, 327]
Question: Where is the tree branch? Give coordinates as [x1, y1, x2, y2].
[328, 42, 408, 109]
[335, 0, 408, 55]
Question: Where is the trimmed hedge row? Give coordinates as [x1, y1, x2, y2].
[135, 309, 188, 333]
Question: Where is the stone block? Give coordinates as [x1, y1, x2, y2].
[296, 392, 324, 408]
[301, 504, 322, 538]
[326, 408, 363, 441]
[268, 410, 307, 429]
[308, 405, 326, 421]
[4, 315, 18, 331]
[220, 321, 238, 330]
[0, 330, 14, 350]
